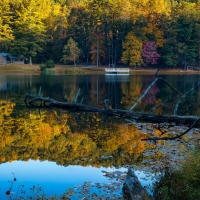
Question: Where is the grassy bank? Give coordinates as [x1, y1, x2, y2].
[0, 64, 41, 74]
[0, 64, 200, 75]
[153, 147, 200, 200]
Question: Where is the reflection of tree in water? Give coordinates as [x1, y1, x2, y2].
[0, 102, 153, 167]
[120, 76, 142, 110]
[0, 100, 200, 173]
[142, 84, 160, 105]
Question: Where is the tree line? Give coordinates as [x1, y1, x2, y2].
[0, 0, 200, 68]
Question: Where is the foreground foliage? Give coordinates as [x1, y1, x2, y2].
[153, 147, 200, 200]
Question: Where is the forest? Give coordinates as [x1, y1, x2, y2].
[1, 0, 200, 68]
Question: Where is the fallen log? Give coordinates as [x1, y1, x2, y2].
[24, 93, 200, 128]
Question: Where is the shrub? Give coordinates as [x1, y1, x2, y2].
[40, 60, 55, 72]
[153, 147, 200, 200]
[43, 68, 56, 75]
[46, 60, 55, 68]
[40, 63, 47, 72]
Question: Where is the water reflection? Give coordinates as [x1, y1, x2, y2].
[1, 74, 200, 114]
[0, 161, 127, 198]
[0, 74, 200, 198]
[105, 74, 129, 82]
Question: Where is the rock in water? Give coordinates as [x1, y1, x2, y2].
[122, 168, 152, 200]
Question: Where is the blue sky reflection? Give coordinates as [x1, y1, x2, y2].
[0, 160, 127, 198]
[0, 160, 155, 199]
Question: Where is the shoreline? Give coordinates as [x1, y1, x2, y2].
[0, 64, 200, 75]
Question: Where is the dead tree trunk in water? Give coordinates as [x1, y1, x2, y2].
[24, 94, 200, 126]
[24, 70, 200, 141]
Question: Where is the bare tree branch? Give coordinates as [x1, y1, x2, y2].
[129, 78, 158, 111]
[174, 82, 200, 115]
[103, 99, 109, 109]
[38, 86, 42, 96]
[72, 88, 81, 103]
[155, 68, 160, 77]
[181, 105, 194, 116]
[129, 76, 193, 112]
[141, 117, 200, 141]
[157, 78, 193, 106]
[149, 99, 168, 114]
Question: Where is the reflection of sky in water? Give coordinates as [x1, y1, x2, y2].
[0, 160, 154, 199]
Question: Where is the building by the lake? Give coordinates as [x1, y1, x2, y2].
[0, 52, 26, 65]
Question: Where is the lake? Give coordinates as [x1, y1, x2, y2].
[0, 74, 200, 199]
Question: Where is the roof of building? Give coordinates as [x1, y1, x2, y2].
[1, 52, 26, 59]
[1, 52, 8, 57]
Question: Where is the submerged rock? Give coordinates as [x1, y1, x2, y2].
[122, 168, 152, 200]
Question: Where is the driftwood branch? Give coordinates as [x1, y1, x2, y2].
[174, 82, 200, 115]
[155, 68, 160, 77]
[103, 99, 109, 109]
[129, 78, 158, 111]
[24, 93, 200, 128]
[72, 88, 81, 103]
[128, 77, 193, 112]
[142, 117, 200, 141]
[149, 99, 168, 114]
[24, 76, 200, 141]
[181, 105, 194, 116]
[38, 86, 42, 96]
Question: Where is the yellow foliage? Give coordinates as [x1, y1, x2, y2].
[1, 157, 6, 162]
[0, 135, 13, 148]
[154, 98, 163, 115]
[182, 135, 191, 143]
[23, 153, 30, 158]
[46, 3, 69, 31]
[122, 32, 143, 66]
[11, 151, 18, 160]
[53, 125, 61, 136]
[120, 76, 142, 109]
[154, 129, 162, 136]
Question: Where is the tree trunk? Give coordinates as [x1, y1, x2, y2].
[24, 93, 200, 128]
[29, 55, 32, 65]
[74, 57, 76, 68]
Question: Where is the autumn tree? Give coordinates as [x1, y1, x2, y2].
[121, 32, 143, 68]
[61, 37, 82, 68]
[41, 3, 69, 63]
[141, 41, 160, 67]
[0, 0, 14, 51]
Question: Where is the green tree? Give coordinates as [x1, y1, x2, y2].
[161, 2, 198, 68]
[10, 0, 49, 64]
[66, 5, 91, 64]
[61, 37, 82, 68]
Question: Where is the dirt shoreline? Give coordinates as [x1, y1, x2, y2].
[0, 64, 200, 75]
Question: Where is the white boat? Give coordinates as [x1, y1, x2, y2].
[105, 68, 130, 74]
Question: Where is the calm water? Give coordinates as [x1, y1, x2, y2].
[0, 74, 200, 199]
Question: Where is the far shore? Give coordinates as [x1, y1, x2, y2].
[0, 64, 200, 75]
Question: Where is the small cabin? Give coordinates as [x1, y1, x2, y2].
[0, 52, 8, 65]
[0, 52, 26, 65]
